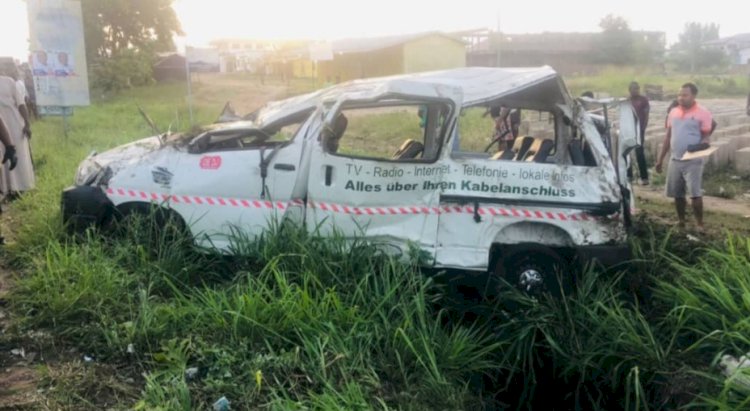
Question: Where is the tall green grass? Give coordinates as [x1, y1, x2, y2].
[5, 79, 750, 410]
[11, 215, 749, 409]
[11, 221, 507, 409]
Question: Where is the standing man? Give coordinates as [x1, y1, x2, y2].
[0, 116, 18, 243]
[0, 65, 34, 196]
[655, 83, 713, 230]
[627, 81, 650, 185]
[488, 105, 521, 150]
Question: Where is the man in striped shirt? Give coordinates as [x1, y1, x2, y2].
[655, 83, 713, 230]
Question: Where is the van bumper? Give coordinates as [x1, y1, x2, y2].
[61, 185, 114, 232]
[576, 244, 631, 269]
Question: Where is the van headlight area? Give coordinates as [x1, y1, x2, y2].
[64, 157, 116, 232]
[74, 158, 111, 187]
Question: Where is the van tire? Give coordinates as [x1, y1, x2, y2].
[112, 202, 191, 247]
[495, 246, 571, 298]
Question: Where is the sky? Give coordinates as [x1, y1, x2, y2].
[1, 0, 747, 59]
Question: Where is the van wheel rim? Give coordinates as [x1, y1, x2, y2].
[519, 269, 544, 293]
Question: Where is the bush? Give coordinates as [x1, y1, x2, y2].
[91, 50, 156, 93]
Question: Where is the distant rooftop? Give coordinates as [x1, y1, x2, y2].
[461, 30, 665, 53]
[705, 33, 750, 47]
[329, 31, 465, 54]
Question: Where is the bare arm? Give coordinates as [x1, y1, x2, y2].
[0, 117, 17, 170]
[701, 114, 716, 142]
[18, 104, 31, 138]
[0, 117, 13, 148]
[655, 128, 671, 172]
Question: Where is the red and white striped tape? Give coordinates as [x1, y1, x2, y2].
[106, 187, 609, 222]
[308, 201, 599, 221]
[106, 187, 303, 210]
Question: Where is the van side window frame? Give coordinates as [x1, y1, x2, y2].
[320, 99, 454, 165]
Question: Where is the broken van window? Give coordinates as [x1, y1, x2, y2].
[190, 118, 307, 153]
[455, 106, 557, 164]
[322, 103, 449, 162]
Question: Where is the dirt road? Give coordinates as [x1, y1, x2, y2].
[636, 186, 750, 217]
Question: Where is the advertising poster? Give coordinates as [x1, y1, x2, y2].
[27, 0, 90, 107]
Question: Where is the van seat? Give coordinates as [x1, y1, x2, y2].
[569, 140, 585, 165]
[491, 148, 516, 160]
[582, 140, 597, 166]
[569, 139, 597, 166]
[512, 136, 535, 161]
[392, 139, 424, 159]
[520, 138, 543, 161]
[526, 139, 554, 163]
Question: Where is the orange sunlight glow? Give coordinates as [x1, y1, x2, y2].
[0, 0, 748, 59]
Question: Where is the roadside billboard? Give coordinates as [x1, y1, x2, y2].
[27, 0, 90, 107]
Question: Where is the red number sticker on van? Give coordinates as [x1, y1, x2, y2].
[200, 156, 222, 170]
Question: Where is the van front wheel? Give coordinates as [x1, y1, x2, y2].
[495, 247, 570, 298]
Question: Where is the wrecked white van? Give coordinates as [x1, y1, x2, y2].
[62, 67, 638, 294]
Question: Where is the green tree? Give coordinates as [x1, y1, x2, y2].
[81, 0, 183, 91]
[596, 14, 635, 65]
[672, 22, 725, 72]
[631, 32, 666, 65]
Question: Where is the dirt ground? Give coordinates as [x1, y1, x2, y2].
[190, 73, 299, 115]
[0, 267, 40, 410]
[637, 187, 750, 217]
[634, 184, 750, 241]
[0, 367, 38, 410]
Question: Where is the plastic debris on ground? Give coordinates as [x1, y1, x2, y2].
[213, 396, 230, 411]
[720, 354, 750, 394]
[185, 367, 199, 380]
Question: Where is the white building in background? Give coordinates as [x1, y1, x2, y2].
[705, 33, 750, 65]
[209, 39, 277, 74]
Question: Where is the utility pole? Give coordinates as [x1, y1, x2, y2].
[185, 46, 194, 127]
[496, 11, 502, 67]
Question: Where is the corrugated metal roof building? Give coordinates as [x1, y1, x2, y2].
[153, 53, 187, 82]
[285, 32, 467, 83]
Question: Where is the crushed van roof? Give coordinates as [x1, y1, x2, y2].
[251, 66, 568, 127]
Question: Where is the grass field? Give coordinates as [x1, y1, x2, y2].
[566, 66, 750, 99]
[2, 77, 750, 410]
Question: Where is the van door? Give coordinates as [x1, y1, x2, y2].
[434, 103, 626, 271]
[616, 101, 640, 183]
[168, 118, 311, 250]
[305, 83, 461, 261]
[616, 101, 640, 226]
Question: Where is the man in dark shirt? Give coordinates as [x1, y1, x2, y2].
[487, 105, 521, 150]
[627, 81, 650, 185]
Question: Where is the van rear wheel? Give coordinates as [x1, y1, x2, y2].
[112, 203, 190, 249]
[495, 246, 570, 298]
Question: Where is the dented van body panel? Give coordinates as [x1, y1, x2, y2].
[62, 66, 636, 274]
